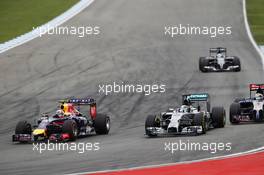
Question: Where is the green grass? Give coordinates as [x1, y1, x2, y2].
[0, 0, 78, 43]
[247, 0, 264, 45]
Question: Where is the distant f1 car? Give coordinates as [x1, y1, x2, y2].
[13, 98, 110, 143]
[145, 93, 226, 137]
[199, 47, 241, 72]
[230, 84, 264, 124]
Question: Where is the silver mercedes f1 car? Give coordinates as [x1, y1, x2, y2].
[145, 93, 226, 137]
[199, 47, 241, 72]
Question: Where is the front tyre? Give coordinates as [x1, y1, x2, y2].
[193, 113, 206, 134]
[145, 115, 160, 137]
[15, 120, 32, 143]
[229, 103, 240, 124]
[62, 120, 78, 141]
[212, 106, 226, 128]
[199, 57, 209, 72]
[15, 120, 32, 135]
[233, 57, 241, 72]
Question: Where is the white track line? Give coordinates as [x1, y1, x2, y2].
[260, 46, 264, 54]
[243, 0, 264, 69]
[68, 147, 264, 175]
[0, 0, 94, 54]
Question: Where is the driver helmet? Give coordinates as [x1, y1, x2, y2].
[255, 93, 263, 101]
[56, 109, 64, 117]
[217, 53, 223, 58]
[180, 105, 191, 113]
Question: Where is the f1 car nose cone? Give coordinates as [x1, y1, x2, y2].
[33, 129, 45, 135]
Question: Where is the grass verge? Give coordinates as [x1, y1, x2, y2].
[0, 0, 78, 43]
[247, 0, 264, 45]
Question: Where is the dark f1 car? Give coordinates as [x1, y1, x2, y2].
[145, 93, 226, 137]
[199, 47, 241, 72]
[13, 98, 110, 143]
[230, 84, 264, 124]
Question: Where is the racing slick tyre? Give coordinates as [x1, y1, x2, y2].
[145, 115, 160, 137]
[234, 97, 245, 103]
[229, 103, 240, 124]
[233, 57, 241, 72]
[94, 114, 110, 135]
[15, 121, 32, 143]
[15, 120, 32, 135]
[62, 120, 78, 141]
[193, 114, 206, 134]
[212, 106, 226, 128]
[199, 57, 209, 72]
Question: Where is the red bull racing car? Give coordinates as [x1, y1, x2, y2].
[12, 98, 110, 143]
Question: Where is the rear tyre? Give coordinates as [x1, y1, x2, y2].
[229, 103, 240, 124]
[94, 114, 110, 135]
[193, 113, 206, 134]
[234, 98, 245, 103]
[212, 106, 226, 128]
[62, 120, 78, 141]
[15, 121, 32, 135]
[145, 115, 160, 137]
[199, 57, 209, 72]
[233, 57, 241, 72]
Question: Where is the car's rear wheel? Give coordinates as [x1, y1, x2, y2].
[234, 97, 245, 103]
[229, 103, 240, 124]
[62, 120, 78, 141]
[94, 114, 110, 135]
[212, 106, 226, 128]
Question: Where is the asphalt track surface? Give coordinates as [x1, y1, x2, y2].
[0, 0, 263, 174]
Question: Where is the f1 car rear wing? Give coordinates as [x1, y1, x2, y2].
[182, 93, 210, 103]
[59, 98, 96, 105]
[210, 47, 226, 53]
[249, 84, 264, 97]
[182, 93, 210, 112]
[209, 47, 226, 57]
[59, 98, 97, 119]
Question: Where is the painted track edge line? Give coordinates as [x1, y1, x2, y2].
[243, 0, 264, 69]
[68, 146, 264, 175]
[0, 0, 94, 54]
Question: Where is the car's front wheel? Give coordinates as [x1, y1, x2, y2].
[199, 57, 209, 72]
[229, 103, 240, 124]
[193, 113, 206, 134]
[62, 120, 78, 141]
[145, 115, 160, 137]
[212, 106, 226, 128]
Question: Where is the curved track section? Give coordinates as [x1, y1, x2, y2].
[0, 0, 263, 174]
